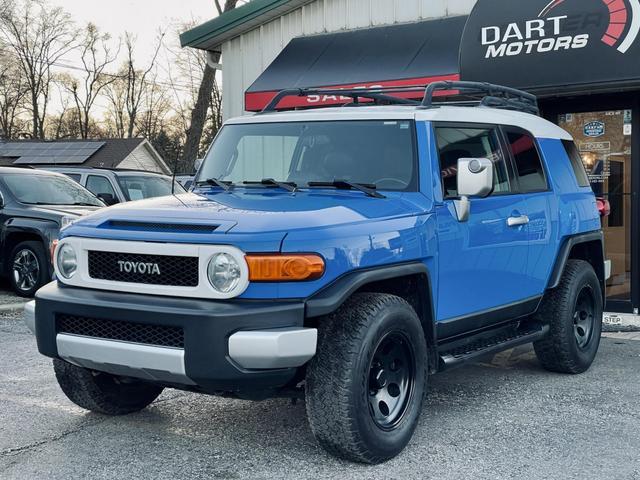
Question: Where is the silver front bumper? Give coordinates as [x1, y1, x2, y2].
[56, 334, 196, 385]
[54, 326, 318, 383]
[228, 328, 317, 369]
[23, 300, 36, 334]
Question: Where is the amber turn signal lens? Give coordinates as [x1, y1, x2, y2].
[246, 254, 325, 282]
[50, 239, 59, 263]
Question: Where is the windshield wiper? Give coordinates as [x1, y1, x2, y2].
[195, 177, 235, 192]
[307, 180, 386, 199]
[244, 178, 298, 193]
[72, 202, 100, 206]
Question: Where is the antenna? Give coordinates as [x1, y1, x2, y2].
[171, 158, 178, 195]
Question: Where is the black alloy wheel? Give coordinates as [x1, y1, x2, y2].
[12, 248, 40, 293]
[573, 285, 595, 349]
[368, 331, 416, 430]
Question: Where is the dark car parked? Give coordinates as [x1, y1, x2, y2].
[0, 167, 104, 296]
[44, 167, 186, 205]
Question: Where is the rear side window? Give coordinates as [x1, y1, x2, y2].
[435, 126, 511, 198]
[504, 129, 548, 192]
[86, 175, 117, 197]
[562, 140, 591, 187]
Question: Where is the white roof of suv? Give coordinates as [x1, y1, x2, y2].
[227, 105, 572, 141]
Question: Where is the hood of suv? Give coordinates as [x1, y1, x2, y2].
[75, 191, 425, 234]
[28, 205, 102, 217]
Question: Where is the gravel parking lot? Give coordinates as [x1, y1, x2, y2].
[0, 280, 24, 308]
[1, 306, 639, 480]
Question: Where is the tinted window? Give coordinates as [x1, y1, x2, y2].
[562, 140, 591, 187]
[435, 126, 510, 198]
[505, 129, 548, 192]
[86, 175, 117, 197]
[116, 175, 185, 201]
[2, 174, 103, 206]
[65, 173, 81, 183]
[198, 121, 418, 192]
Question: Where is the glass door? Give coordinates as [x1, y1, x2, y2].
[558, 110, 633, 301]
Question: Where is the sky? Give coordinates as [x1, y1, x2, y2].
[42, 0, 223, 113]
[48, 0, 219, 64]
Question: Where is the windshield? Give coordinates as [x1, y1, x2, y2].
[2, 173, 103, 206]
[197, 120, 418, 191]
[116, 175, 186, 201]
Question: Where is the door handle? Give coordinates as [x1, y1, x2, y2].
[507, 215, 529, 227]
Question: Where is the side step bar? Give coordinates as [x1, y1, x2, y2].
[438, 324, 549, 370]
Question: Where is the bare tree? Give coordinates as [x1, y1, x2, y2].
[137, 75, 171, 142]
[48, 74, 78, 139]
[182, 0, 239, 163]
[103, 75, 127, 138]
[103, 32, 164, 139]
[0, 49, 28, 139]
[67, 23, 119, 139]
[0, 0, 77, 138]
[123, 32, 164, 138]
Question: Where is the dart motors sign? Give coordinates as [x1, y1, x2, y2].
[460, 0, 640, 92]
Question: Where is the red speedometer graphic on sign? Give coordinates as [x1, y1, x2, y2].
[539, 0, 640, 52]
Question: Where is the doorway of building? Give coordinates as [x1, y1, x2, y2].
[558, 110, 633, 302]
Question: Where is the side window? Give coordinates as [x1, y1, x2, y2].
[435, 126, 510, 198]
[504, 129, 548, 192]
[86, 175, 117, 197]
[64, 173, 82, 183]
[562, 140, 591, 187]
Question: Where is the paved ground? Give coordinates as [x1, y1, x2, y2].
[0, 280, 24, 309]
[1, 308, 639, 480]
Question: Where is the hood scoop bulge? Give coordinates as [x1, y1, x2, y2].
[103, 220, 220, 234]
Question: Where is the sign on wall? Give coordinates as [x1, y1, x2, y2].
[584, 121, 606, 137]
[460, 0, 640, 92]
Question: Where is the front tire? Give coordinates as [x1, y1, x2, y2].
[10, 241, 49, 297]
[305, 293, 428, 464]
[534, 260, 603, 374]
[53, 359, 164, 415]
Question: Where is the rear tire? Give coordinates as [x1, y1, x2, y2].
[53, 359, 164, 415]
[305, 293, 428, 464]
[534, 260, 602, 374]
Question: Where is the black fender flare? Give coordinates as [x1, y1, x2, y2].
[305, 261, 439, 373]
[547, 230, 605, 301]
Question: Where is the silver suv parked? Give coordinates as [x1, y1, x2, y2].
[44, 168, 186, 205]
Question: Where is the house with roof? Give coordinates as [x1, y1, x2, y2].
[0, 138, 170, 174]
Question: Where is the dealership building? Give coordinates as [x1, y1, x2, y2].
[182, 0, 640, 323]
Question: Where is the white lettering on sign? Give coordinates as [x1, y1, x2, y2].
[481, 15, 590, 58]
[306, 84, 384, 104]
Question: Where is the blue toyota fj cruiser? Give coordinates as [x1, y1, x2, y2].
[25, 82, 608, 464]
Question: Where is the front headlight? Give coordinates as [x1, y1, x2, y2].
[207, 253, 241, 293]
[60, 215, 78, 230]
[56, 243, 77, 279]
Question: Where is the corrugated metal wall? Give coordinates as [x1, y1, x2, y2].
[221, 0, 477, 119]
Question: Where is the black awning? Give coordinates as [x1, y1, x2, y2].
[245, 16, 466, 111]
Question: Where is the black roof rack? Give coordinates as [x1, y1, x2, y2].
[260, 81, 539, 116]
[262, 87, 422, 112]
[421, 81, 539, 115]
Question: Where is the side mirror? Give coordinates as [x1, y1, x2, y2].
[194, 158, 203, 172]
[97, 193, 118, 206]
[455, 158, 493, 222]
[0, 193, 4, 209]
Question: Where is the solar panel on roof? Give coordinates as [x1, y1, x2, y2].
[5, 141, 106, 165]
